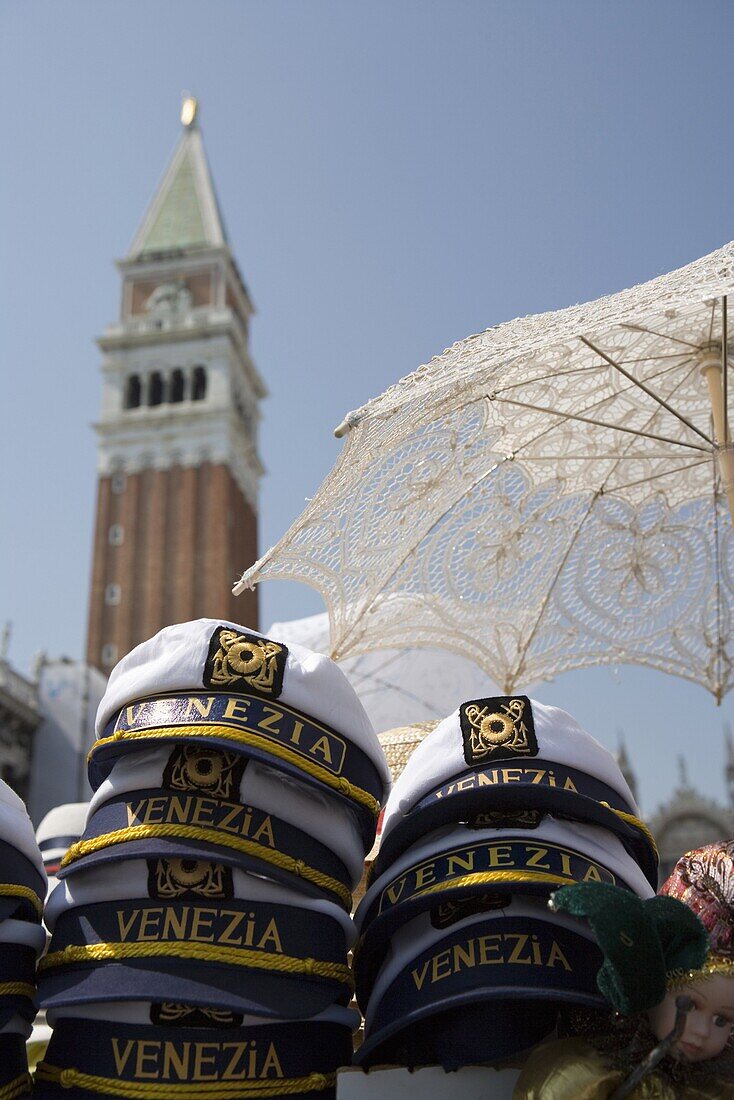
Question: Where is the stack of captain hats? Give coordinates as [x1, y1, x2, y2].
[28, 804, 88, 1074]
[354, 693, 658, 1069]
[35, 619, 390, 1099]
[0, 779, 47, 1098]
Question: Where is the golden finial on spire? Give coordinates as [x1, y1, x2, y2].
[181, 95, 199, 128]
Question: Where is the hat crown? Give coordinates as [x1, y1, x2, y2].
[94, 618, 390, 788]
[382, 695, 638, 839]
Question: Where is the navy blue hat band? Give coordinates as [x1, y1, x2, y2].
[0, 841, 45, 921]
[0, 944, 37, 1023]
[39, 836, 79, 854]
[91, 691, 382, 837]
[370, 917, 603, 1028]
[43, 896, 350, 978]
[356, 916, 604, 1067]
[59, 789, 352, 910]
[0, 1035, 31, 1096]
[373, 759, 658, 886]
[355, 836, 624, 1005]
[35, 1017, 352, 1097]
[39, 899, 353, 1015]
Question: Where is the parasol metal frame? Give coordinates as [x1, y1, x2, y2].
[698, 296, 734, 527]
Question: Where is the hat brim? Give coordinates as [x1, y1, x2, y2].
[356, 984, 606, 1069]
[38, 956, 344, 1019]
[375, 784, 657, 887]
[354, 872, 631, 1008]
[89, 726, 377, 851]
[57, 835, 331, 905]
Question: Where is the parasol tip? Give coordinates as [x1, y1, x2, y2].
[333, 411, 360, 438]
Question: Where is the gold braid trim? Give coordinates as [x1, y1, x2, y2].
[60, 824, 352, 911]
[34, 1063, 334, 1097]
[666, 953, 734, 990]
[353, 869, 575, 963]
[38, 939, 353, 989]
[0, 884, 42, 919]
[411, 869, 592, 896]
[599, 804, 659, 856]
[0, 983, 34, 1000]
[0, 1073, 31, 1099]
[92, 723, 380, 819]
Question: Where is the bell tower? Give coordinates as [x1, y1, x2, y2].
[86, 99, 264, 672]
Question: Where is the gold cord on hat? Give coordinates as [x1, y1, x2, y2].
[92, 724, 380, 819]
[0, 884, 42, 918]
[0, 1073, 32, 1100]
[34, 1063, 334, 1096]
[38, 938, 353, 990]
[0, 982, 35, 1001]
[599, 804, 659, 856]
[61, 823, 352, 910]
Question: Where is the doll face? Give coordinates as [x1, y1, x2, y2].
[647, 974, 734, 1062]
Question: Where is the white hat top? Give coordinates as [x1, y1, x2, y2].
[357, 814, 654, 935]
[87, 745, 365, 886]
[381, 697, 638, 843]
[36, 803, 88, 847]
[0, 917, 46, 955]
[44, 858, 356, 946]
[0, 781, 45, 883]
[364, 895, 596, 1027]
[95, 619, 391, 789]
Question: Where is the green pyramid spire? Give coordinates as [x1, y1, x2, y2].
[129, 102, 227, 257]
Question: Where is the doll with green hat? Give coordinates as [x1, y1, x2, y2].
[514, 840, 734, 1098]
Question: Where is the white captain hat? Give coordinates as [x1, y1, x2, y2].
[374, 694, 658, 887]
[40, 857, 355, 1021]
[35, 802, 88, 893]
[356, 896, 607, 1069]
[89, 619, 390, 849]
[354, 813, 655, 1007]
[0, 779, 45, 923]
[59, 745, 365, 910]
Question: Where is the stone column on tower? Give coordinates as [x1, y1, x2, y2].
[86, 99, 264, 673]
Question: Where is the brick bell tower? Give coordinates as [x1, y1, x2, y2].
[86, 99, 264, 673]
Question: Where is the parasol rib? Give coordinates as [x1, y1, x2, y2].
[508, 350, 711, 690]
[619, 324, 704, 350]
[711, 455, 724, 704]
[494, 351, 690, 399]
[707, 300, 717, 346]
[603, 458, 708, 495]
[489, 395, 709, 452]
[723, 296, 728, 443]
[508, 491, 601, 692]
[578, 336, 713, 445]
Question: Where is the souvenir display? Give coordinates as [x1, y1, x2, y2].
[34, 620, 390, 1099]
[355, 694, 657, 1069]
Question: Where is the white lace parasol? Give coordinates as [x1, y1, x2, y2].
[236, 242, 734, 701]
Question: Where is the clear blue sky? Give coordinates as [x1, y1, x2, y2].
[1, 1, 733, 811]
